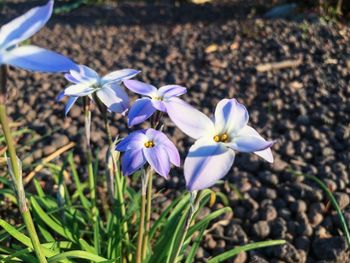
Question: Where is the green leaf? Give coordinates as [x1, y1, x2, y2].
[30, 197, 76, 242]
[1, 247, 36, 263]
[151, 193, 191, 263]
[207, 240, 286, 263]
[33, 178, 45, 197]
[290, 170, 350, 249]
[79, 238, 96, 253]
[47, 250, 109, 262]
[187, 207, 232, 238]
[67, 153, 91, 209]
[0, 219, 56, 257]
[185, 222, 209, 263]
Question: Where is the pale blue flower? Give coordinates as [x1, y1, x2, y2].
[0, 0, 77, 72]
[166, 98, 274, 191]
[116, 128, 180, 178]
[123, 80, 187, 127]
[58, 65, 140, 115]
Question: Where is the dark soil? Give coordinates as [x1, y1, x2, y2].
[1, 1, 350, 262]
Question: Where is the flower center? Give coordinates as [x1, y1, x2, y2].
[144, 140, 155, 148]
[153, 96, 163, 101]
[213, 133, 229, 143]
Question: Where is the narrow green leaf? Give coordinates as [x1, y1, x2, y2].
[291, 170, 350, 249]
[208, 240, 285, 262]
[185, 222, 209, 263]
[187, 207, 232, 238]
[79, 238, 95, 253]
[67, 153, 91, 209]
[47, 250, 109, 262]
[33, 178, 45, 197]
[0, 219, 56, 257]
[151, 193, 191, 263]
[30, 197, 76, 242]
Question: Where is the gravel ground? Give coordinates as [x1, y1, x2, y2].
[1, 1, 350, 262]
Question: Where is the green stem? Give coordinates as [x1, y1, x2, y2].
[0, 66, 47, 263]
[84, 99, 100, 254]
[136, 169, 148, 263]
[142, 168, 153, 259]
[171, 191, 201, 263]
[99, 105, 131, 261]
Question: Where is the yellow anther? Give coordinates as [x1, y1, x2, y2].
[213, 133, 229, 143]
[144, 141, 155, 148]
[221, 133, 228, 142]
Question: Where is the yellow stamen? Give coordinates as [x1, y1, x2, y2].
[213, 133, 229, 143]
[213, 135, 220, 142]
[144, 141, 155, 148]
[221, 133, 228, 142]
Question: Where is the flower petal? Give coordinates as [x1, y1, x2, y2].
[123, 80, 157, 96]
[143, 145, 171, 178]
[166, 97, 214, 140]
[151, 100, 166, 112]
[121, 149, 146, 176]
[158, 85, 187, 99]
[66, 65, 99, 84]
[64, 82, 96, 96]
[229, 126, 274, 153]
[254, 148, 274, 163]
[65, 96, 78, 116]
[184, 139, 235, 191]
[96, 84, 129, 114]
[1, 45, 77, 72]
[215, 98, 249, 134]
[128, 98, 156, 127]
[0, 0, 53, 50]
[56, 90, 65, 102]
[102, 69, 140, 85]
[64, 73, 80, 84]
[116, 130, 147, 152]
[146, 129, 180, 166]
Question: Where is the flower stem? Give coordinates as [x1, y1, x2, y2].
[0, 66, 47, 263]
[142, 168, 154, 259]
[83, 98, 100, 254]
[96, 99, 131, 261]
[136, 169, 149, 263]
[171, 191, 201, 263]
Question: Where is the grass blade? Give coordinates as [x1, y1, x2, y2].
[47, 250, 109, 262]
[291, 170, 350, 248]
[207, 240, 286, 263]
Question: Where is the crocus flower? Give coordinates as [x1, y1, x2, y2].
[166, 98, 274, 191]
[59, 65, 140, 115]
[115, 128, 180, 178]
[123, 79, 187, 127]
[0, 0, 77, 72]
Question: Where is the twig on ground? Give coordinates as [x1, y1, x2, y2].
[256, 58, 302, 72]
[24, 142, 75, 185]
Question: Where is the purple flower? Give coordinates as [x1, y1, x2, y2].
[59, 65, 140, 115]
[166, 98, 274, 191]
[0, 0, 77, 72]
[116, 128, 180, 178]
[123, 80, 187, 127]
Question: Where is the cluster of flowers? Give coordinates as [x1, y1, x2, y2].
[0, 1, 274, 191]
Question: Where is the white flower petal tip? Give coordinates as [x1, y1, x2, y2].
[102, 69, 141, 85]
[254, 147, 274, 163]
